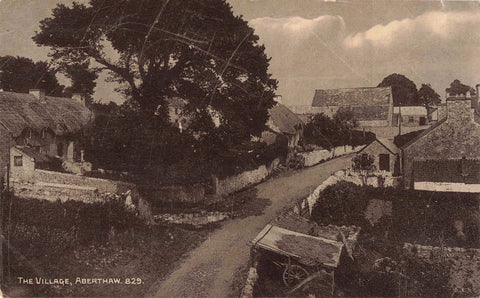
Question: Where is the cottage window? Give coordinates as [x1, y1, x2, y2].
[408, 116, 414, 123]
[14, 156, 23, 167]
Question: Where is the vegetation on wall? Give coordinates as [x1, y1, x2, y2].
[311, 182, 480, 247]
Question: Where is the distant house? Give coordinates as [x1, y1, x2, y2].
[357, 138, 399, 174]
[401, 92, 480, 191]
[261, 103, 304, 148]
[0, 90, 93, 179]
[393, 106, 428, 126]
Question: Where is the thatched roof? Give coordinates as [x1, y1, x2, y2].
[0, 91, 93, 137]
[267, 103, 304, 135]
[312, 86, 392, 107]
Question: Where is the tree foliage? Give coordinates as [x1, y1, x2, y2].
[418, 83, 440, 107]
[446, 79, 476, 96]
[62, 62, 99, 106]
[351, 153, 375, 172]
[378, 73, 418, 106]
[303, 110, 371, 150]
[33, 0, 277, 145]
[0, 55, 65, 96]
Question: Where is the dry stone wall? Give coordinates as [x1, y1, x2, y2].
[216, 165, 269, 197]
[31, 169, 134, 193]
[300, 145, 361, 167]
[291, 169, 402, 215]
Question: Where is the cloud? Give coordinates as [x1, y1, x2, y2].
[251, 15, 345, 41]
[249, 11, 480, 105]
[344, 11, 480, 49]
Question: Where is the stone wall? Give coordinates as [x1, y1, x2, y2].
[291, 169, 402, 216]
[300, 145, 360, 167]
[11, 181, 101, 203]
[216, 165, 269, 197]
[403, 242, 480, 295]
[150, 183, 206, 204]
[30, 169, 134, 194]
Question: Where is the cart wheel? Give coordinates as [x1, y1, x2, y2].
[283, 264, 309, 287]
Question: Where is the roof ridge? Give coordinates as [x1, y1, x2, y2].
[314, 86, 391, 92]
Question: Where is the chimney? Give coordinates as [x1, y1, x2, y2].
[446, 97, 474, 122]
[72, 93, 85, 106]
[29, 89, 46, 102]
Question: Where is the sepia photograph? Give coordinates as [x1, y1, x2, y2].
[1, 0, 480, 296]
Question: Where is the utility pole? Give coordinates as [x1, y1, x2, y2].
[398, 102, 402, 136]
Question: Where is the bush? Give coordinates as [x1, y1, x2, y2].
[310, 181, 371, 227]
[1, 193, 143, 247]
[310, 182, 480, 247]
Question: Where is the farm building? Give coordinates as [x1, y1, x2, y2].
[289, 87, 393, 128]
[261, 103, 304, 148]
[357, 138, 399, 174]
[0, 89, 93, 179]
[401, 92, 480, 190]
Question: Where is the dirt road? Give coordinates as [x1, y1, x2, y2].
[148, 155, 353, 298]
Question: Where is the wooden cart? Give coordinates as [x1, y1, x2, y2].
[251, 224, 345, 295]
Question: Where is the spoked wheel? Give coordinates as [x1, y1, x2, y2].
[282, 264, 310, 287]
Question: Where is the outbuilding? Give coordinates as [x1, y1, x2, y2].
[357, 138, 399, 174]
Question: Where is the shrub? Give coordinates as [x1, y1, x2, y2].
[1, 193, 143, 247]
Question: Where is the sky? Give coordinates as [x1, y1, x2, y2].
[1, 0, 480, 105]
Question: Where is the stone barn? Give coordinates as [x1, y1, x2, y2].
[357, 138, 399, 174]
[0, 90, 93, 179]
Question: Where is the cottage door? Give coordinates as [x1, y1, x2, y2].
[379, 154, 390, 171]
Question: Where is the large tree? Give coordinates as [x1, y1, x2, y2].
[33, 0, 277, 144]
[446, 79, 476, 97]
[418, 83, 440, 108]
[378, 73, 418, 106]
[62, 62, 99, 106]
[0, 55, 65, 96]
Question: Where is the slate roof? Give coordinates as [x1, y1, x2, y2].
[377, 138, 399, 154]
[358, 137, 399, 155]
[312, 86, 392, 107]
[400, 117, 448, 150]
[0, 91, 93, 137]
[268, 103, 304, 135]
